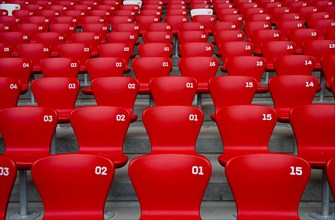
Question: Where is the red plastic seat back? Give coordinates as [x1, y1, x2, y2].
[0, 156, 16, 220]
[243, 20, 271, 42]
[132, 57, 172, 93]
[31, 77, 80, 123]
[98, 43, 132, 72]
[142, 106, 203, 154]
[209, 76, 257, 116]
[290, 104, 335, 169]
[35, 32, 66, 57]
[226, 153, 311, 220]
[179, 57, 219, 93]
[0, 106, 57, 169]
[326, 158, 335, 198]
[214, 30, 245, 44]
[178, 30, 208, 43]
[86, 57, 125, 80]
[321, 54, 335, 90]
[58, 43, 92, 71]
[164, 15, 188, 34]
[138, 43, 172, 57]
[129, 154, 211, 219]
[218, 41, 253, 62]
[274, 55, 316, 76]
[179, 42, 214, 57]
[261, 41, 296, 70]
[269, 75, 319, 122]
[31, 154, 115, 220]
[0, 32, 30, 56]
[303, 40, 335, 68]
[17, 43, 51, 71]
[71, 32, 101, 55]
[40, 57, 80, 78]
[150, 76, 197, 106]
[251, 29, 282, 54]
[142, 31, 173, 43]
[0, 57, 32, 93]
[91, 76, 139, 119]
[70, 106, 130, 168]
[288, 28, 321, 53]
[0, 43, 11, 57]
[0, 77, 21, 110]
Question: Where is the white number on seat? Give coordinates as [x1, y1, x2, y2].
[245, 82, 253, 88]
[115, 62, 123, 67]
[262, 114, 272, 121]
[329, 44, 335, 49]
[209, 62, 216, 67]
[162, 62, 169, 67]
[128, 83, 136, 89]
[305, 81, 314, 87]
[192, 166, 204, 175]
[95, 166, 107, 175]
[10, 84, 18, 89]
[116, 114, 126, 121]
[43, 115, 53, 122]
[186, 82, 194, 88]
[305, 60, 313, 65]
[0, 167, 9, 176]
[70, 62, 78, 68]
[22, 63, 30, 68]
[290, 166, 302, 176]
[189, 114, 199, 121]
[68, 83, 76, 89]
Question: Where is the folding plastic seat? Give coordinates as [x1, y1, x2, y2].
[179, 42, 214, 57]
[226, 56, 268, 93]
[82, 57, 125, 94]
[296, 6, 318, 21]
[164, 15, 188, 34]
[132, 57, 172, 93]
[287, 28, 321, 54]
[11, 9, 32, 21]
[49, 23, 76, 43]
[0, 32, 29, 56]
[140, 9, 162, 16]
[142, 4, 163, 11]
[51, 15, 78, 26]
[0, 77, 21, 110]
[303, 40, 335, 69]
[70, 106, 131, 168]
[138, 43, 172, 57]
[276, 12, 304, 24]
[142, 106, 203, 153]
[0, 14, 20, 30]
[94, 4, 117, 13]
[269, 75, 319, 122]
[326, 158, 335, 198]
[45, 4, 68, 12]
[114, 9, 137, 20]
[31, 154, 115, 220]
[109, 15, 134, 30]
[276, 20, 305, 40]
[218, 14, 243, 28]
[150, 76, 197, 106]
[58, 43, 92, 72]
[87, 9, 112, 21]
[209, 75, 257, 121]
[78, 15, 107, 29]
[216, 105, 277, 166]
[142, 31, 173, 44]
[31, 77, 80, 123]
[113, 22, 141, 35]
[290, 104, 335, 219]
[17, 43, 51, 73]
[242, 7, 266, 20]
[214, 30, 245, 45]
[129, 154, 210, 219]
[82, 23, 109, 43]
[0, 43, 11, 57]
[98, 43, 132, 72]
[261, 41, 296, 70]
[216, 8, 239, 19]
[211, 21, 239, 34]
[311, 0, 334, 11]
[165, 8, 187, 16]
[0, 58, 32, 94]
[71, 32, 101, 56]
[218, 41, 253, 69]
[274, 55, 316, 76]
[243, 20, 271, 42]
[306, 11, 334, 23]
[251, 29, 283, 55]
[225, 153, 310, 220]
[62, 10, 85, 23]
[106, 31, 138, 49]
[308, 19, 335, 35]
[0, 106, 57, 219]
[178, 30, 208, 44]
[321, 54, 335, 92]
[136, 15, 161, 34]
[191, 14, 216, 34]
[179, 21, 205, 32]
[35, 32, 64, 57]
[39, 58, 79, 79]
[246, 13, 272, 23]
[23, 15, 50, 29]
[70, 4, 92, 12]
[0, 156, 16, 220]
[17, 23, 47, 43]
[0, 22, 11, 32]
[35, 9, 59, 20]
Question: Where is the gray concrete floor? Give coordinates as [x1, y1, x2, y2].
[6, 201, 335, 220]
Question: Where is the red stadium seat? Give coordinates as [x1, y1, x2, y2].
[98, 43, 133, 73]
[71, 32, 101, 56]
[261, 41, 296, 70]
[70, 106, 131, 168]
[40, 58, 80, 78]
[58, 43, 92, 72]
[17, 23, 47, 43]
[0, 156, 16, 220]
[31, 77, 80, 123]
[216, 105, 277, 166]
[243, 20, 271, 42]
[178, 30, 208, 43]
[82, 23, 109, 43]
[0, 43, 11, 57]
[192, 14, 216, 33]
[225, 153, 310, 220]
[49, 23, 76, 42]
[113, 23, 141, 36]
[35, 32, 66, 57]
[164, 15, 188, 34]
[146, 22, 172, 32]
[326, 158, 335, 198]
[179, 21, 206, 31]
[274, 55, 316, 76]
[83, 57, 126, 93]
[31, 154, 115, 220]
[0, 106, 57, 218]
[0, 77, 21, 110]
[179, 42, 214, 57]
[214, 30, 245, 46]
[251, 29, 283, 55]
[325, 28, 335, 40]
[209, 76, 257, 121]
[0, 57, 32, 94]
[303, 40, 335, 69]
[132, 57, 172, 93]
[225, 56, 268, 93]
[276, 20, 305, 40]
[269, 75, 319, 122]
[142, 106, 204, 154]
[17, 43, 51, 73]
[321, 54, 335, 91]
[150, 76, 197, 106]
[91, 76, 139, 122]
[288, 28, 321, 54]
[142, 31, 173, 43]
[136, 15, 160, 34]
[138, 43, 172, 57]
[129, 154, 211, 219]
